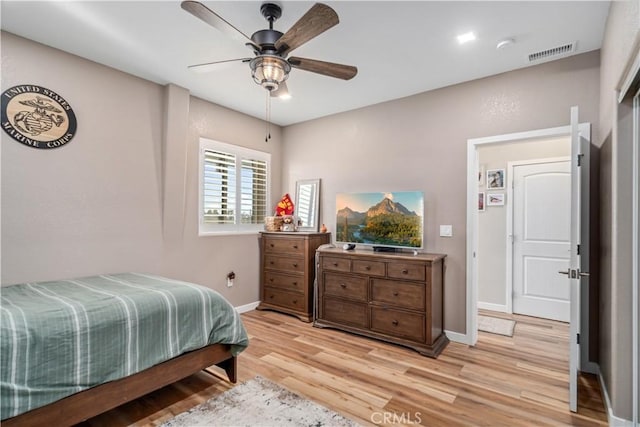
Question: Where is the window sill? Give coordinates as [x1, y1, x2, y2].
[198, 230, 262, 237]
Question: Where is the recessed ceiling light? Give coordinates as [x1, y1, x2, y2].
[457, 32, 476, 44]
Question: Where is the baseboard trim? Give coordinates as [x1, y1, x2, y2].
[235, 301, 260, 314]
[445, 330, 471, 345]
[478, 302, 508, 313]
[598, 369, 634, 426]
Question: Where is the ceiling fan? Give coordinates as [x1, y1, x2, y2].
[181, 1, 358, 98]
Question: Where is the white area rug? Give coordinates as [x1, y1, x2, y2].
[478, 315, 516, 337]
[161, 376, 359, 427]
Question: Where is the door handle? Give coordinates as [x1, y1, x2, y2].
[558, 269, 590, 278]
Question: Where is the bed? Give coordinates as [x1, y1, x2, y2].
[0, 272, 249, 426]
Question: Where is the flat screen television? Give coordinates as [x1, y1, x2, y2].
[335, 191, 424, 250]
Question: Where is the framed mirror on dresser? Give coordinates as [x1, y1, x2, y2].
[294, 179, 320, 232]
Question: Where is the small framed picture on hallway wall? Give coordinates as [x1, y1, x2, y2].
[486, 169, 505, 189]
[487, 193, 505, 206]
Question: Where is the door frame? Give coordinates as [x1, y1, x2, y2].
[617, 39, 639, 425]
[466, 123, 590, 347]
[617, 41, 639, 424]
[631, 85, 639, 427]
[505, 156, 571, 317]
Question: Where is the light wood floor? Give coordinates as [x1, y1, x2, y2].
[81, 309, 608, 426]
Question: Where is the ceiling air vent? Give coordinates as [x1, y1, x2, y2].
[528, 42, 576, 63]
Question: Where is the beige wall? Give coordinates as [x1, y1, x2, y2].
[1, 32, 165, 284]
[159, 94, 283, 304]
[477, 137, 570, 308]
[282, 50, 600, 334]
[597, 0, 640, 420]
[0, 32, 283, 310]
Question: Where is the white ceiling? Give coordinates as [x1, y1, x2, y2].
[1, 1, 610, 126]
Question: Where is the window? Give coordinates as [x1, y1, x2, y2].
[199, 138, 270, 235]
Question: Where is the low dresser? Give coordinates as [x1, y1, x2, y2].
[315, 247, 448, 357]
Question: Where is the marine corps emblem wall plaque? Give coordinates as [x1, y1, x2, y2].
[1, 84, 77, 149]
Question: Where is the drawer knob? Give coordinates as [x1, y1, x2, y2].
[365, 266, 371, 271]
[292, 281, 298, 286]
[269, 295, 274, 299]
[393, 291, 399, 297]
[392, 320, 399, 326]
[293, 299, 297, 304]
[333, 262, 338, 267]
[402, 269, 409, 274]
[270, 243, 275, 248]
[269, 278, 274, 282]
[293, 263, 298, 268]
[293, 245, 298, 249]
[340, 283, 347, 288]
[270, 261, 274, 265]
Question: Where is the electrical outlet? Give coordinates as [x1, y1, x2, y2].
[226, 271, 235, 287]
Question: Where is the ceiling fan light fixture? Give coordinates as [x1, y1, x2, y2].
[250, 55, 291, 91]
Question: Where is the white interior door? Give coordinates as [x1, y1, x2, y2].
[567, 106, 586, 413]
[512, 160, 571, 322]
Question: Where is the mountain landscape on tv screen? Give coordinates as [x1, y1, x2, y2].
[336, 196, 422, 247]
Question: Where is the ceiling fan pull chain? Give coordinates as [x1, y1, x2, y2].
[265, 91, 271, 142]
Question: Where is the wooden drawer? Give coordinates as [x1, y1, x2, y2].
[263, 287, 306, 311]
[322, 256, 351, 272]
[352, 260, 385, 276]
[264, 254, 304, 274]
[264, 271, 304, 293]
[387, 261, 426, 282]
[371, 279, 425, 311]
[371, 307, 425, 342]
[323, 272, 368, 302]
[264, 237, 305, 255]
[322, 297, 368, 328]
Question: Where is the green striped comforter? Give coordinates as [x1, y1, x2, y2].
[0, 273, 249, 420]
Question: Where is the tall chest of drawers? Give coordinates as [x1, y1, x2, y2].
[257, 232, 331, 322]
[315, 247, 448, 357]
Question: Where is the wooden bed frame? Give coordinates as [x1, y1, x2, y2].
[2, 343, 237, 426]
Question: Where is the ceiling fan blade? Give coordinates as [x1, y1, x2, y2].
[288, 57, 357, 80]
[270, 81, 290, 98]
[188, 58, 251, 73]
[181, 1, 254, 46]
[275, 3, 339, 56]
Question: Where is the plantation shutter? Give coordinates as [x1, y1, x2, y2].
[203, 150, 237, 224]
[240, 158, 268, 224]
[201, 141, 270, 234]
